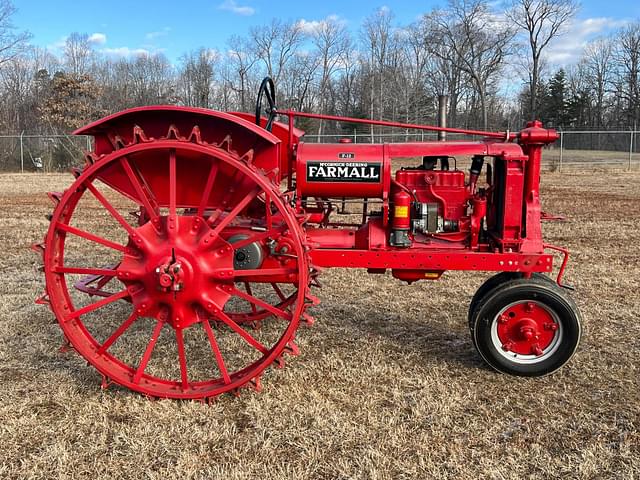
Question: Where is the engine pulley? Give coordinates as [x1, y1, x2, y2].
[228, 234, 264, 270]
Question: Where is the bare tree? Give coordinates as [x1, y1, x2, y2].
[64, 32, 94, 77]
[226, 35, 258, 111]
[178, 48, 218, 108]
[614, 23, 640, 128]
[109, 53, 175, 107]
[420, 13, 469, 126]
[282, 51, 320, 110]
[333, 40, 359, 117]
[430, 0, 515, 129]
[250, 19, 305, 85]
[583, 37, 613, 126]
[310, 17, 350, 133]
[0, 0, 30, 66]
[361, 8, 396, 139]
[506, 0, 578, 118]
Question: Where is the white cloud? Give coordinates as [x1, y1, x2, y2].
[545, 17, 629, 66]
[46, 36, 67, 53]
[218, 0, 255, 16]
[88, 33, 107, 45]
[102, 47, 151, 58]
[145, 27, 171, 40]
[297, 14, 344, 35]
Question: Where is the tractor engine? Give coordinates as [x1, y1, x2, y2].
[391, 162, 470, 246]
[296, 143, 487, 251]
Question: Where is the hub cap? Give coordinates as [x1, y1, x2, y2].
[118, 216, 234, 329]
[491, 300, 563, 364]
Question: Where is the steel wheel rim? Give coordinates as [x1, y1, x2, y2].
[489, 300, 563, 365]
[44, 139, 308, 399]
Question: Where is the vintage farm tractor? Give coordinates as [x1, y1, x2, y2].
[34, 78, 581, 399]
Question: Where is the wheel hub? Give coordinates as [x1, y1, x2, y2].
[497, 301, 558, 356]
[117, 216, 235, 329]
[155, 258, 185, 292]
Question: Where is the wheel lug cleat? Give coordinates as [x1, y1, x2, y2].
[501, 341, 514, 352]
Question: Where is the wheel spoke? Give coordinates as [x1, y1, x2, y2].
[197, 161, 219, 218]
[206, 209, 223, 226]
[67, 289, 130, 320]
[54, 266, 118, 276]
[265, 192, 273, 230]
[215, 309, 269, 354]
[169, 149, 177, 216]
[98, 311, 139, 354]
[209, 186, 260, 234]
[230, 226, 285, 250]
[120, 157, 159, 221]
[230, 286, 293, 321]
[271, 283, 286, 302]
[133, 319, 164, 384]
[85, 182, 137, 238]
[244, 282, 258, 314]
[55, 222, 128, 253]
[233, 267, 298, 279]
[202, 319, 231, 384]
[175, 328, 189, 390]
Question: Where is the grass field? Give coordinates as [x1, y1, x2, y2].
[542, 149, 640, 169]
[0, 170, 638, 479]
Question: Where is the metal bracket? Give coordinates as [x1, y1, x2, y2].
[543, 243, 575, 290]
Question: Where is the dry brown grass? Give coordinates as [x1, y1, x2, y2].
[0, 170, 639, 479]
[543, 149, 640, 169]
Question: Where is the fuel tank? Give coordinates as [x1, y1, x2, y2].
[296, 143, 391, 198]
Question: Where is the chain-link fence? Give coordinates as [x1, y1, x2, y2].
[1, 130, 638, 172]
[303, 130, 640, 171]
[0, 134, 92, 173]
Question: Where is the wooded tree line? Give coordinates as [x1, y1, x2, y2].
[1, 0, 640, 141]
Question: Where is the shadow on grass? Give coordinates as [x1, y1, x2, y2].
[313, 300, 492, 374]
[26, 293, 493, 396]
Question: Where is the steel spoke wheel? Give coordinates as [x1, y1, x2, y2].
[42, 129, 311, 399]
[471, 276, 581, 376]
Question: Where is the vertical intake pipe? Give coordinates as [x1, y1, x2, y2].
[437, 95, 448, 142]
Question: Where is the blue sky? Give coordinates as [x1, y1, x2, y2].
[12, 0, 640, 66]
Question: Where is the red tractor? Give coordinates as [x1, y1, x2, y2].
[34, 78, 581, 399]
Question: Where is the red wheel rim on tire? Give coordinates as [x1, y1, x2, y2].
[491, 300, 563, 363]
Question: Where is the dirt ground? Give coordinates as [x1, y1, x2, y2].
[0, 170, 638, 479]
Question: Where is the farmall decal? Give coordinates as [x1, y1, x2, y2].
[306, 161, 382, 183]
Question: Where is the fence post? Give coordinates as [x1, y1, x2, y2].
[20, 131, 24, 173]
[630, 130, 634, 171]
[559, 130, 563, 173]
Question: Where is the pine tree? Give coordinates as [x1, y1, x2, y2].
[541, 69, 569, 127]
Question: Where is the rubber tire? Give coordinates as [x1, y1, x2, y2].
[468, 273, 554, 340]
[471, 276, 581, 377]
